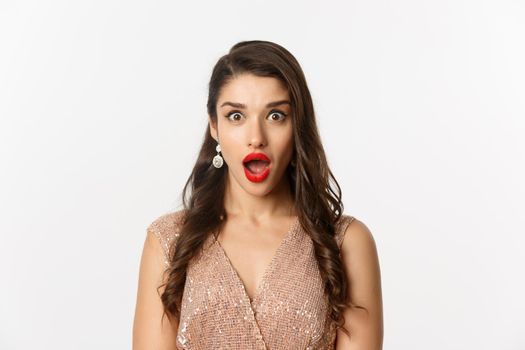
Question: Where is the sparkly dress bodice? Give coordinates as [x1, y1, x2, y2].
[148, 210, 355, 350]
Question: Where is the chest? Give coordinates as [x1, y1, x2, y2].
[214, 217, 297, 302]
[175, 222, 336, 349]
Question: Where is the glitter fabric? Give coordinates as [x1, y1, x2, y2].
[148, 210, 355, 349]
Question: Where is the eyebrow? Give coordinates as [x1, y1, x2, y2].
[219, 100, 291, 109]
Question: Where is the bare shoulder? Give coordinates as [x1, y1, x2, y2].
[336, 216, 384, 350]
[339, 216, 377, 256]
[339, 216, 381, 296]
[132, 209, 187, 349]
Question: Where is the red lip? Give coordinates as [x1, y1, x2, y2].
[242, 152, 271, 183]
[242, 152, 271, 163]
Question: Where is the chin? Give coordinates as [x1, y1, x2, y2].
[244, 182, 276, 196]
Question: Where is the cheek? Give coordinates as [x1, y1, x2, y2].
[218, 138, 243, 166]
[283, 125, 294, 146]
[275, 129, 294, 159]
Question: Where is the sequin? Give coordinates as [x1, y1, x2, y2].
[147, 210, 355, 349]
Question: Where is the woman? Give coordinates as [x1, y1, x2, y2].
[133, 40, 383, 349]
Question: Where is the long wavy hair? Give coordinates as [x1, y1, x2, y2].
[158, 40, 357, 338]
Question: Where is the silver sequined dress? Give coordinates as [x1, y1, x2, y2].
[147, 209, 355, 350]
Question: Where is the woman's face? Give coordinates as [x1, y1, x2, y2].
[209, 73, 294, 196]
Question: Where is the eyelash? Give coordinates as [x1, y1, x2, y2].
[225, 110, 288, 122]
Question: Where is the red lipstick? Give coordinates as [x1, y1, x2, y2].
[242, 152, 271, 183]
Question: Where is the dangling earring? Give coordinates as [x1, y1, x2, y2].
[212, 143, 224, 168]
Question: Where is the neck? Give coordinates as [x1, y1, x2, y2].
[223, 171, 296, 222]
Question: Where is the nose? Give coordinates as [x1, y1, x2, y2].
[247, 117, 267, 148]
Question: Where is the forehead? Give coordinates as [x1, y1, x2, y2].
[217, 73, 289, 107]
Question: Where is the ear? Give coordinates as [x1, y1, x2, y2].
[208, 115, 218, 142]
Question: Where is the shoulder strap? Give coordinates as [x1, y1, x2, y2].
[147, 209, 186, 268]
[334, 214, 356, 250]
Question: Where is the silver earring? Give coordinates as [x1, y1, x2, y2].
[212, 143, 224, 168]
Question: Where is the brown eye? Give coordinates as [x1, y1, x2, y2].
[267, 111, 287, 122]
[226, 111, 243, 122]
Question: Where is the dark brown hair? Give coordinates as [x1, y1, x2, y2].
[158, 40, 357, 338]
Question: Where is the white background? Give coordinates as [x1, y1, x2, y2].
[1, 0, 524, 349]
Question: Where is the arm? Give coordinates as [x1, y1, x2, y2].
[336, 219, 384, 350]
[132, 229, 179, 350]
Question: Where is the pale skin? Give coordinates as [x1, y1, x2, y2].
[133, 73, 383, 349]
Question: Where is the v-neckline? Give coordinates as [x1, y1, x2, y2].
[214, 215, 299, 306]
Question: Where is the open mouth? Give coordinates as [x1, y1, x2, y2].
[243, 159, 270, 174]
[242, 152, 271, 182]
